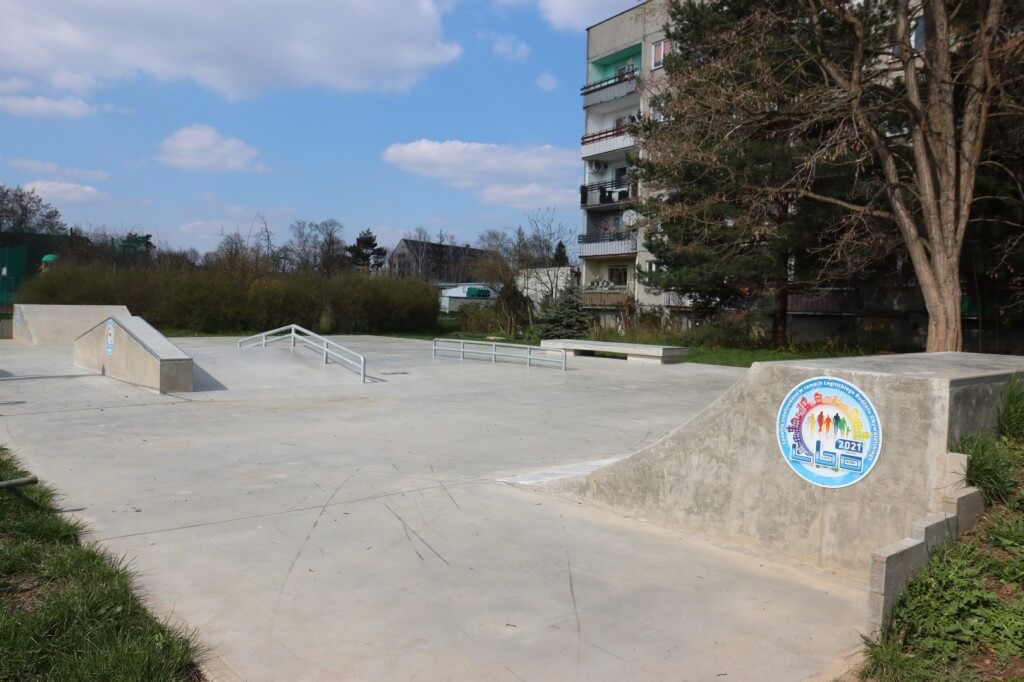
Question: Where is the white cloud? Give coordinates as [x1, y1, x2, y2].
[24, 180, 103, 203]
[492, 35, 530, 61]
[8, 159, 109, 181]
[382, 139, 579, 209]
[157, 125, 266, 172]
[0, 95, 94, 117]
[535, 72, 558, 91]
[496, 0, 637, 31]
[0, 1, 461, 99]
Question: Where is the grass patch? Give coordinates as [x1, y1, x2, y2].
[1000, 380, 1024, 442]
[860, 400, 1024, 680]
[0, 448, 202, 680]
[960, 433, 1018, 505]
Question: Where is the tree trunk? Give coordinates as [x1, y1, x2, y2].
[771, 280, 788, 347]
[919, 262, 963, 352]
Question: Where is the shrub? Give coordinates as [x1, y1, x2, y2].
[457, 303, 502, 334]
[959, 433, 1017, 504]
[999, 379, 1024, 441]
[677, 313, 768, 349]
[17, 263, 439, 336]
[534, 288, 591, 340]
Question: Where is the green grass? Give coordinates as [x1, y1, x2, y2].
[960, 433, 1018, 505]
[1000, 380, 1024, 442]
[0, 448, 202, 681]
[860, 407, 1024, 680]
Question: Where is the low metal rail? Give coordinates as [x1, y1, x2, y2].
[432, 339, 567, 371]
[238, 324, 366, 383]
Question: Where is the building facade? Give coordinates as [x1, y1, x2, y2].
[578, 1, 689, 326]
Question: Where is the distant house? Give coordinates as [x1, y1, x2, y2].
[388, 239, 495, 284]
[516, 266, 578, 310]
[439, 284, 497, 313]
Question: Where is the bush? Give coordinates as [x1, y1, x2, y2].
[534, 288, 591, 340]
[959, 433, 1017, 504]
[17, 263, 439, 336]
[999, 379, 1024, 441]
[457, 303, 502, 334]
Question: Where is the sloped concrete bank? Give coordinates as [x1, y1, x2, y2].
[74, 316, 193, 393]
[529, 353, 1024, 627]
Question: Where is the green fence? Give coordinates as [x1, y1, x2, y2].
[0, 246, 27, 307]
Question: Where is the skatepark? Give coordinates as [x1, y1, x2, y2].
[3, 304, 1023, 680]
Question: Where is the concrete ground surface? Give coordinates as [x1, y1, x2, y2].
[1, 336, 867, 681]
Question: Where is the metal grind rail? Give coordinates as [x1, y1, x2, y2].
[238, 324, 366, 383]
[432, 339, 567, 371]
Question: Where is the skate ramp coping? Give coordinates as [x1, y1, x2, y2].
[74, 316, 193, 393]
[13, 304, 131, 345]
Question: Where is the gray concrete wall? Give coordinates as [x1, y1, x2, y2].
[545, 353, 1024, 579]
[13, 304, 131, 345]
[73, 316, 192, 393]
[0, 318, 11, 339]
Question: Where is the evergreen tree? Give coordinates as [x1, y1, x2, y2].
[553, 240, 569, 267]
[535, 287, 591, 340]
[345, 229, 388, 270]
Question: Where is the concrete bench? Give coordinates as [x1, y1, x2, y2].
[540, 339, 688, 364]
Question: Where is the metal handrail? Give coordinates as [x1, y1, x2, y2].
[432, 339, 566, 371]
[238, 324, 366, 383]
[580, 66, 638, 96]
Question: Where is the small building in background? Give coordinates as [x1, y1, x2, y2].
[439, 284, 497, 313]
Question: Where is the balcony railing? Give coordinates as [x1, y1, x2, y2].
[582, 288, 629, 307]
[580, 180, 636, 208]
[577, 231, 638, 258]
[580, 67, 638, 96]
[581, 125, 630, 146]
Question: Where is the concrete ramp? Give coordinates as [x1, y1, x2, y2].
[74, 316, 193, 393]
[534, 353, 1024, 583]
[13, 304, 131, 345]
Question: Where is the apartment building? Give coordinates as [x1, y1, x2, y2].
[578, 0, 688, 326]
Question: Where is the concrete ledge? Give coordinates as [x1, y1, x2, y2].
[867, 485, 983, 632]
[74, 316, 193, 393]
[540, 339, 688, 364]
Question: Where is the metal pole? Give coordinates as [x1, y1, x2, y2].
[323, 339, 328, 364]
[491, 343, 496, 364]
[460, 341, 464, 361]
[0, 475, 37, 491]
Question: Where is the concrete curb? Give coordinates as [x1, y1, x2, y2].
[866, 471, 984, 633]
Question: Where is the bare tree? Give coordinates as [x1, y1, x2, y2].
[639, 0, 1022, 351]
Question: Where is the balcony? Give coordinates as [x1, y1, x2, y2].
[580, 179, 636, 209]
[581, 68, 639, 108]
[581, 124, 635, 157]
[582, 287, 629, 307]
[577, 231, 638, 258]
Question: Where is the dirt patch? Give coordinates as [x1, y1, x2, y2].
[986, 577, 1020, 603]
[0, 574, 45, 611]
[973, 652, 1024, 681]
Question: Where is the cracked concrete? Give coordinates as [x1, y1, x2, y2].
[1, 335, 866, 681]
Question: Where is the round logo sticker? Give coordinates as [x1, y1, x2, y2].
[104, 319, 116, 356]
[776, 376, 882, 488]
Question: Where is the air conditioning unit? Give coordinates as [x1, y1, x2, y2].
[588, 161, 607, 173]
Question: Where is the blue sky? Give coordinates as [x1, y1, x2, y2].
[0, 0, 637, 252]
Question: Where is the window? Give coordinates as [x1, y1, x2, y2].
[652, 39, 672, 70]
[608, 266, 628, 286]
[646, 260, 661, 273]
